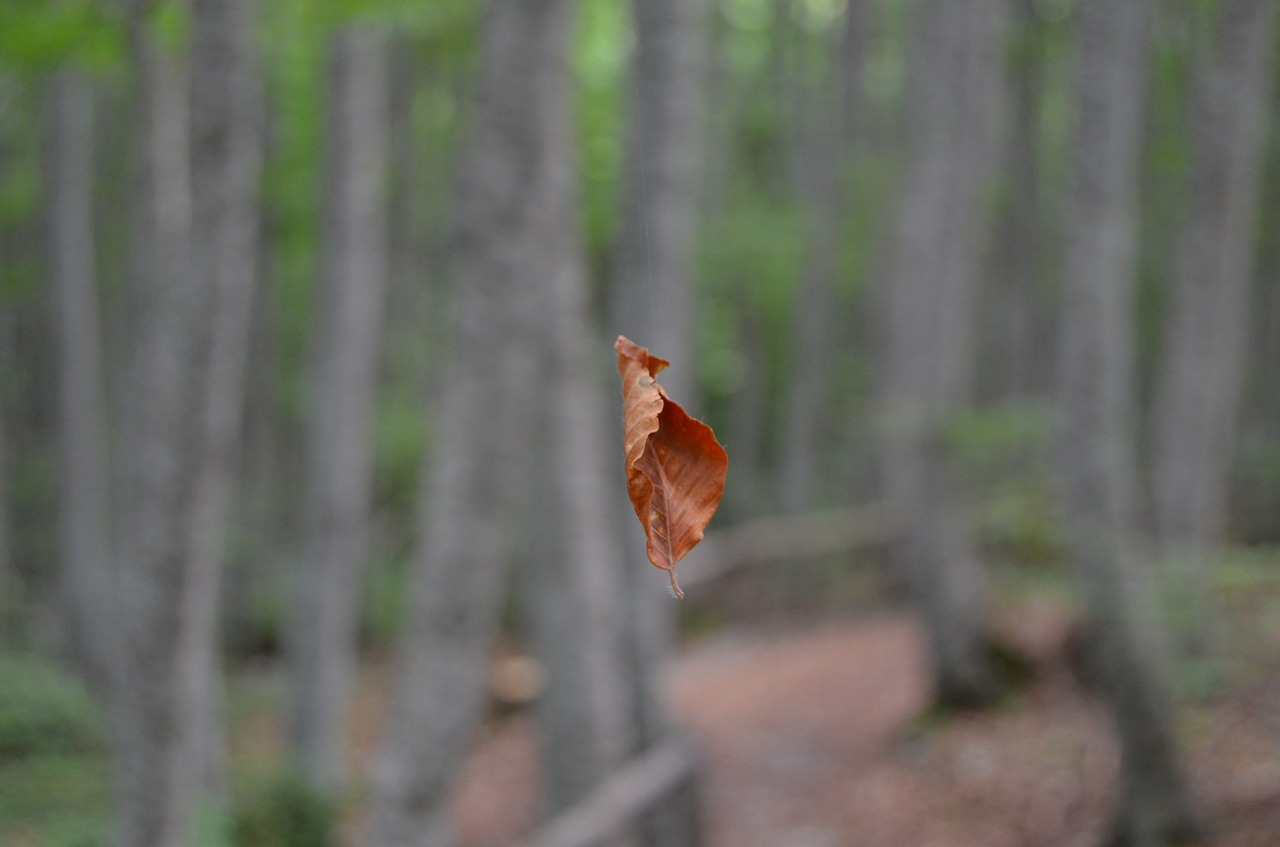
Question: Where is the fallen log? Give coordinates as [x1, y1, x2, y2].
[681, 502, 900, 589]
[518, 737, 700, 847]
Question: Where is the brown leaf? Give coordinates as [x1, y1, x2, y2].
[616, 336, 728, 598]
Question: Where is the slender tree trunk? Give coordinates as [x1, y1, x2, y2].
[615, 0, 709, 397]
[46, 69, 114, 690]
[524, 274, 633, 815]
[0, 314, 13, 649]
[384, 37, 438, 401]
[186, 0, 263, 802]
[231, 158, 284, 662]
[780, 2, 867, 511]
[114, 12, 202, 845]
[839, 0, 868, 142]
[613, 0, 711, 666]
[288, 25, 389, 796]
[878, 0, 1008, 707]
[366, 2, 579, 843]
[511, 0, 634, 816]
[113, 1, 261, 843]
[1239, 258, 1280, 542]
[1058, 1, 1203, 844]
[985, 0, 1048, 402]
[1151, 0, 1277, 583]
[725, 324, 765, 509]
[609, 5, 713, 844]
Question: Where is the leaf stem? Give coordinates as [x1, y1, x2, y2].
[668, 568, 684, 600]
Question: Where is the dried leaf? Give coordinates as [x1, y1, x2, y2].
[615, 336, 728, 598]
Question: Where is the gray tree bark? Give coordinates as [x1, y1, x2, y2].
[365, 1, 582, 844]
[984, 0, 1049, 402]
[1150, 0, 1277, 581]
[288, 25, 389, 796]
[780, 0, 867, 512]
[724, 312, 768, 516]
[46, 70, 115, 690]
[0, 315, 14, 649]
[112, 1, 261, 843]
[113, 14, 202, 845]
[514, 4, 634, 812]
[1058, 1, 1203, 844]
[878, 0, 1008, 707]
[614, 0, 709, 398]
[613, 0, 710, 689]
[609, 5, 713, 844]
[186, 0, 263, 801]
[523, 254, 633, 815]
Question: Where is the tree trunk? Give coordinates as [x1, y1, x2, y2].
[1150, 0, 1277, 584]
[46, 69, 114, 690]
[984, 0, 1049, 402]
[288, 25, 389, 796]
[515, 5, 634, 812]
[610, 4, 713, 844]
[779, 5, 864, 513]
[878, 0, 1008, 707]
[1058, 1, 1203, 843]
[725, 311, 768, 516]
[186, 0, 263, 802]
[613, 0, 711, 673]
[523, 275, 633, 814]
[366, 1, 581, 844]
[0, 314, 14, 650]
[113, 13, 202, 846]
[112, 1, 261, 843]
[614, 0, 709, 397]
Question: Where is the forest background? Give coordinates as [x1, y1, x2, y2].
[2, 0, 1280, 846]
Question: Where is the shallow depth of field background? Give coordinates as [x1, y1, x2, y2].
[1, 1, 1279, 846]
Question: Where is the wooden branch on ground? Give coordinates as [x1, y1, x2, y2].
[681, 502, 900, 589]
[518, 738, 699, 847]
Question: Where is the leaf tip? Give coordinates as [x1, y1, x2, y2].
[615, 335, 671, 377]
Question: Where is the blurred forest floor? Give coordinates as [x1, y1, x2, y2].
[8, 553, 1280, 847]
[316, 552, 1279, 847]
[380, 558, 1280, 847]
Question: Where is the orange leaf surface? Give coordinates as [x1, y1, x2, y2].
[615, 336, 728, 599]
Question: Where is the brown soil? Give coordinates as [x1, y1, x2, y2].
[446, 606, 1280, 847]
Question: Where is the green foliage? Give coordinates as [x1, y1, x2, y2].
[0, 755, 112, 847]
[944, 401, 1054, 477]
[231, 767, 337, 847]
[839, 149, 895, 294]
[0, 657, 111, 846]
[576, 0, 628, 264]
[361, 552, 410, 649]
[945, 402, 1060, 567]
[1207, 548, 1280, 680]
[720, 0, 778, 76]
[1238, 437, 1280, 489]
[0, 0, 123, 71]
[261, 0, 326, 428]
[374, 381, 428, 508]
[975, 481, 1060, 567]
[698, 195, 805, 448]
[149, 0, 191, 56]
[0, 145, 37, 225]
[0, 654, 106, 759]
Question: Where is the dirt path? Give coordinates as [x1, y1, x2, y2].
[446, 610, 1280, 847]
[667, 614, 1118, 847]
